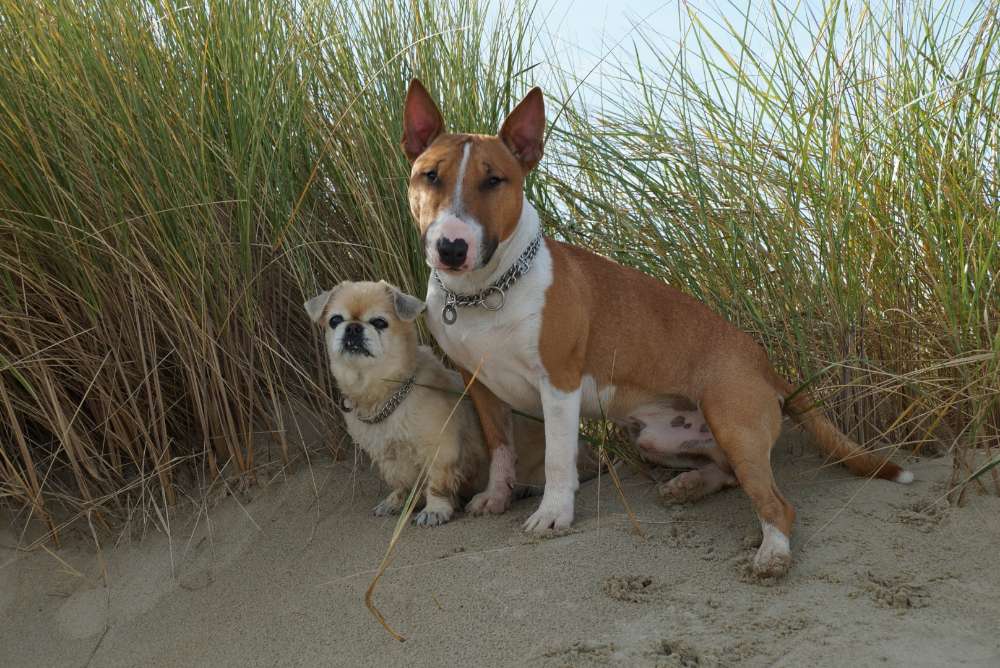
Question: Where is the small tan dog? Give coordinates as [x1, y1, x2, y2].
[305, 280, 563, 526]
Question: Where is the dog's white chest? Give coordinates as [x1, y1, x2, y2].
[429, 307, 542, 415]
[425, 246, 553, 417]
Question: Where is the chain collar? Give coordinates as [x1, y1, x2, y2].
[432, 232, 543, 325]
[339, 376, 415, 425]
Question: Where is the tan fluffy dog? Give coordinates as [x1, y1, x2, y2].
[305, 280, 570, 526]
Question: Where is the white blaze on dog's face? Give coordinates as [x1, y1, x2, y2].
[401, 79, 545, 274]
[304, 281, 425, 389]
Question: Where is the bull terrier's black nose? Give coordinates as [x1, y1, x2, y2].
[436, 237, 468, 269]
[344, 322, 364, 338]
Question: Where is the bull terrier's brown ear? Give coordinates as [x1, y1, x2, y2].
[401, 79, 445, 162]
[499, 87, 545, 171]
[303, 283, 343, 323]
[380, 281, 426, 322]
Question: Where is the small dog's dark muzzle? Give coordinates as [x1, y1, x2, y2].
[341, 323, 372, 356]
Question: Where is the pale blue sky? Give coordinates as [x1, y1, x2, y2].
[538, 0, 982, 56]
[516, 0, 816, 113]
[515, 0, 985, 112]
[540, 0, 679, 51]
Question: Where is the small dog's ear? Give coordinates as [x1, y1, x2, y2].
[303, 287, 336, 323]
[401, 79, 444, 162]
[381, 281, 426, 322]
[499, 87, 545, 171]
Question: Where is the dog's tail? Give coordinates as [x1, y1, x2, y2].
[772, 373, 913, 484]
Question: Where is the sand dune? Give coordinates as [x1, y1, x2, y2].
[2, 431, 999, 667]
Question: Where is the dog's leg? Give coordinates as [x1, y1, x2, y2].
[462, 375, 517, 516]
[373, 488, 407, 517]
[701, 380, 795, 578]
[414, 451, 462, 527]
[658, 461, 737, 504]
[413, 490, 455, 527]
[523, 378, 581, 533]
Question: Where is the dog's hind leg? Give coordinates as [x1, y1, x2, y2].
[628, 402, 735, 503]
[700, 379, 795, 578]
[658, 462, 737, 504]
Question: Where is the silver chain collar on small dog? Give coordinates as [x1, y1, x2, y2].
[432, 232, 544, 325]
[339, 376, 416, 425]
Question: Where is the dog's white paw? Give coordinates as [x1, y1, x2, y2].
[751, 522, 792, 578]
[413, 509, 452, 527]
[523, 493, 575, 534]
[372, 497, 402, 517]
[752, 548, 791, 579]
[465, 488, 511, 516]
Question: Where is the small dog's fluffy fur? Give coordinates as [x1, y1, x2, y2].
[305, 280, 562, 526]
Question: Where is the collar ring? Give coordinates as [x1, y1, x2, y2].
[481, 286, 505, 311]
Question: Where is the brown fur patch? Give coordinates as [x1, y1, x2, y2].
[538, 239, 773, 406]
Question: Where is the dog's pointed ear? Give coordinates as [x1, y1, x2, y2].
[303, 285, 340, 324]
[381, 281, 426, 322]
[499, 87, 545, 171]
[402, 79, 444, 162]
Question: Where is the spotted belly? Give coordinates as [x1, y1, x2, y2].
[627, 402, 724, 468]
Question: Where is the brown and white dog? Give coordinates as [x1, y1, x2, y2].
[400, 79, 912, 576]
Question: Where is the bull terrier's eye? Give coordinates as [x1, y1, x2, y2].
[328, 314, 344, 329]
[424, 170, 439, 184]
[370, 317, 389, 330]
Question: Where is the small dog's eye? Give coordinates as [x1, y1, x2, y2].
[328, 315, 344, 329]
[485, 175, 504, 188]
[424, 170, 438, 184]
[370, 317, 389, 330]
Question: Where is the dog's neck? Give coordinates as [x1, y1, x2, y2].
[332, 354, 417, 415]
[434, 195, 541, 295]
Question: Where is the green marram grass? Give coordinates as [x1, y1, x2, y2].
[0, 0, 996, 541]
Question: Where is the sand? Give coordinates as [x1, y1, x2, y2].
[2, 429, 999, 667]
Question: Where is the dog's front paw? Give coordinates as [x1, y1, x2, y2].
[523, 493, 575, 534]
[465, 488, 511, 515]
[372, 496, 403, 517]
[413, 509, 452, 527]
